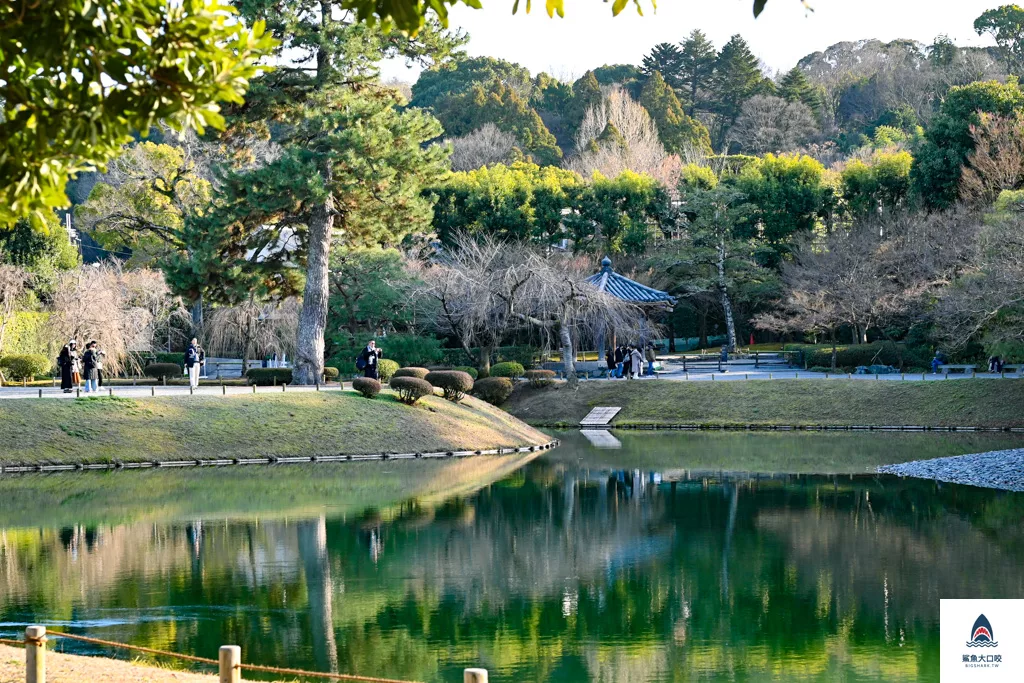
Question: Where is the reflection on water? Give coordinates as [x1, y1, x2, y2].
[1, 432, 1024, 682]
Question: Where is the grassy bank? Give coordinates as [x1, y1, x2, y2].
[505, 379, 1024, 428]
[0, 391, 549, 465]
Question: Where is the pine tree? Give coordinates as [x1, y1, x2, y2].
[568, 71, 604, 136]
[642, 43, 684, 92]
[678, 29, 718, 117]
[639, 71, 712, 155]
[778, 66, 821, 117]
[711, 34, 767, 149]
[226, 2, 462, 384]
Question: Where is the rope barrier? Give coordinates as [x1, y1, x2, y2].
[2, 631, 422, 683]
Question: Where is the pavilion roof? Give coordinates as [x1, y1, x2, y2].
[585, 256, 676, 305]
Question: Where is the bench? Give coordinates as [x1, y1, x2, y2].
[937, 364, 976, 375]
[999, 364, 1022, 376]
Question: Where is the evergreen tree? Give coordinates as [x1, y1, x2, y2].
[568, 71, 604, 137]
[410, 56, 535, 110]
[639, 72, 713, 155]
[778, 66, 821, 117]
[226, 3, 462, 384]
[678, 29, 718, 117]
[642, 43, 684, 92]
[711, 34, 767, 149]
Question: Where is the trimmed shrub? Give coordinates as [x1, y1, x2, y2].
[389, 376, 434, 405]
[352, 377, 381, 398]
[323, 366, 340, 381]
[393, 366, 430, 379]
[425, 370, 474, 402]
[153, 351, 185, 369]
[454, 366, 479, 380]
[804, 342, 931, 370]
[377, 359, 399, 382]
[0, 354, 52, 381]
[246, 368, 293, 386]
[524, 368, 556, 388]
[145, 363, 183, 381]
[473, 377, 514, 405]
[489, 361, 524, 379]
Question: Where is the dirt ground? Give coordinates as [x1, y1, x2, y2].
[0, 644, 227, 683]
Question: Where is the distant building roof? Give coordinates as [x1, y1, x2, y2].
[585, 256, 676, 305]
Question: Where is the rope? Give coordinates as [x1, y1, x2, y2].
[5, 631, 422, 683]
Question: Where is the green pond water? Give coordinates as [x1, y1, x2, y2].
[1, 430, 1024, 682]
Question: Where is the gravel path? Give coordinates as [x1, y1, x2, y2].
[878, 448, 1024, 492]
[0, 644, 228, 683]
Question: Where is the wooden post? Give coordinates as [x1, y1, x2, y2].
[282, 383, 285, 392]
[38, 389, 42, 398]
[75, 387, 79, 397]
[252, 384, 256, 394]
[222, 384, 226, 395]
[315, 382, 320, 392]
[25, 626, 45, 683]
[219, 645, 241, 683]
[162, 376, 167, 386]
[464, 669, 488, 683]
[108, 388, 112, 397]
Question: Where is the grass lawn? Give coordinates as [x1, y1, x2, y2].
[506, 379, 1024, 428]
[0, 390, 549, 465]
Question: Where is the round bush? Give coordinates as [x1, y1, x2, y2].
[389, 376, 434, 405]
[377, 359, 399, 382]
[454, 366, 479, 380]
[351, 377, 381, 399]
[425, 370, 474, 402]
[473, 377, 514, 405]
[323, 366, 340, 381]
[524, 369, 556, 388]
[0, 354, 52, 381]
[145, 363, 183, 381]
[489, 361, 524, 379]
[393, 366, 430, 380]
[245, 368, 293, 386]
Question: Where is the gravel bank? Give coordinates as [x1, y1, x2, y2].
[878, 448, 1024, 492]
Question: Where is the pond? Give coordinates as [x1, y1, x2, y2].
[1, 431, 1023, 682]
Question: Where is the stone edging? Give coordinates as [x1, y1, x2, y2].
[543, 423, 1024, 432]
[0, 440, 561, 475]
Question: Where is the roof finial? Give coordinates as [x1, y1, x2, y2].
[601, 255, 612, 272]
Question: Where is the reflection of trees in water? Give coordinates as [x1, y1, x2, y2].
[1, 462, 1023, 682]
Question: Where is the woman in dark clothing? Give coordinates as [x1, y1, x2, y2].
[82, 341, 99, 393]
[358, 340, 383, 379]
[605, 348, 615, 378]
[58, 340, 78, 393]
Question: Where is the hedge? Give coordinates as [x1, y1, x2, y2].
[424, 370, 474, 402]
[377, 359, 399, 382]
[803, 342, 932, 371]
[153, 351, 185, 369]
[489, 361, 524, 379]
[352, 377, 381, 399]
[389, 376, 434, 405]
[323, 366, 340, 381]
[145, 363, 183, 381]
[0, 354, 52, 381]
[393, 367, 430, 379]
[438, 345, 537, 369]
[427, 365, 479, 380]
[246, 368, 293, 386]
[524, 369, 556, 388]
[473, 377, 514, 405]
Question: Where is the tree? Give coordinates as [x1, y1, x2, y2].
[410, 56, 534, 110]
[327, 246, 422, 338]
[224, 5, 460, 385]
[710, 35, 768, 149]
[726, 95, 818, 155]
[0, 265, 30, 356]
[841, 150, 913, 219]
[912, 79, 1024, 210]
[572, 171, 672, 255]
[960, 112, 1024, 204]
[975, 5, 1024, 76]
[0, 215, 79, 295]
[206, 297, 299, 369]
[567, 72, 605, 138]
[447, 124, 518, 171]
[678, 29, 719, 117]
[593, 64, 645, 98]
[0, 0, 274, 226]
[778, 67, 821, 117]
[434, 81, 563, 166]
[641, 44, 684, 92]
[639, 72, 713, 156]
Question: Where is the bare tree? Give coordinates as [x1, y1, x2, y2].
[446, 123, 517, 171]
[0, 265, 30, 355]
[961, 113, 1024, 205]
[206, 298, 300, 369]
[727, 95, 818, 155]
[420, 234, 648, 382]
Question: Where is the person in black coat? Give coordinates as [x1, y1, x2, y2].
[82, 341, 100, 393]
[358, 340, 383, 379]
[57, 340, 78, 393]
[605, 348, 615, 379]
[614, 345, 625, 379]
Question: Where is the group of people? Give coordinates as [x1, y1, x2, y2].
[988, 355, 1007, 373]
[606, 344, 657, 379]
[57, 339, 105, 394]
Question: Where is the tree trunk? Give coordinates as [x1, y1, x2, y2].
[560, 322, 577, 388]
[191, 296, 203, 333]
[294, 191, 334, 385]
[698, 306, 708, 348]
[668, 318, 676, 353]
[831, 331, 838, 371]
[717, 237, 738, 352]
[478, 344, 492, 378]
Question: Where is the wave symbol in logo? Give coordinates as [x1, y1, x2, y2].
[967, 614, 998, 647]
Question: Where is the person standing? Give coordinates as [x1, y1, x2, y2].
[605, 347, 615, 379]
[82, 342, 99, 393]
[93, 341, 106, 387]
[614, 345, 625, 379]
[645, 344, 657, 376]
[185, 338, 202, 389]
[358, 340, 383, 380]
[58, 340, 78, 393]
[629, 345, 643, 380]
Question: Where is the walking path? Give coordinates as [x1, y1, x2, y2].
[603, 363, 1019, 382]
[0, 383, 345, 400]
